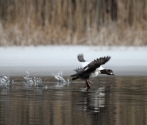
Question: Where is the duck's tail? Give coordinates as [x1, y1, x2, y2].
[70, 74, 79, 80]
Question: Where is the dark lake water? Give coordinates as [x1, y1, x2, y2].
[0, 76, 147, 125]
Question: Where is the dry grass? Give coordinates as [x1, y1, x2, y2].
[0, 0, 147, 46]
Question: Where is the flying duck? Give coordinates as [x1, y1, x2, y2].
[70, 54, 114, 91]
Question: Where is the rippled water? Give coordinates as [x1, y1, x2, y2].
[0, 76, 147, 125]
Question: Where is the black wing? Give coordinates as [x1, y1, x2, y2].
[84, 56, 111, 72]
[70, 67, 84, 80]
[75, 68, 84, 73]
[77, 54, 86, 62]
[70, 68, 84, 76]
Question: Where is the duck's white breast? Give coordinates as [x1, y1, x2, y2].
[90, 70, 100, 78]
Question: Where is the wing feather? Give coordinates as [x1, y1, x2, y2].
[77, 54, 86, 62]
[84, 56, 111, 72]
[75, 68, 84, 73]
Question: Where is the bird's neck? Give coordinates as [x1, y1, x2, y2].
[100, 69, 107, 74]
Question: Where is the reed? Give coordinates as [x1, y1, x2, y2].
[0, 0, 147, 46]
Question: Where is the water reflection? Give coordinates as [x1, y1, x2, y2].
[0, 88, 10, 95]
[78, 86, 106, 113]
[0, 77, 147, 125]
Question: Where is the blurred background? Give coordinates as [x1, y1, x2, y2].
[0, 0, 147, 76]
[0, 0, 147, 46]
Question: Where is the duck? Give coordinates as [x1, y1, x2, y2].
[70, 54, 115, 91]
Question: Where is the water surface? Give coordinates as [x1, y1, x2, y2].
[0, 76, 147, 125]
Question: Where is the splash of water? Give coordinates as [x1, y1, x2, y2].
[34, 77, 43, 87]
[0, 75, 13, 87]
[23, 71, 34, 86]
[23, 71, 43, 87]
[52, 71, 70, 84]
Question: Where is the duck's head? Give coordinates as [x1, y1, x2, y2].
[106, 69, 115, 76]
